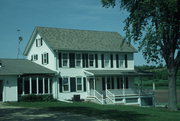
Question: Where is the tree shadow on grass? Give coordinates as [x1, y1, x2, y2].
[47, 106, 148, 121]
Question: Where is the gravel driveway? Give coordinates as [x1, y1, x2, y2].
[0, 103, 101, 121]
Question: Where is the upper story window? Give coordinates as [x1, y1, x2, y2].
[76, 77, 82, 91]
[31, 54, 38, 61]
[104, 54, 110, 68]
[76, 53, 81, 67]
[36, 38, 43, 47]
[62, 53, 68, 67]
[63, 77, 69, 92]
[42, 53, 49, 64]
[89, 54, 94, 67]
[125, 54, 128, 68]
[119, 59, 124, 67]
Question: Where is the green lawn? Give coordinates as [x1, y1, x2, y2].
[5, 102, 180, 121]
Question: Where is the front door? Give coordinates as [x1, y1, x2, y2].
[0, 80, 3, 101]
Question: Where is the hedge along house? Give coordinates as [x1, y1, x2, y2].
[23, 26, 154, 106]
[0, 59, 56, 102]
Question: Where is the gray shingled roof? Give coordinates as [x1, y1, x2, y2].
[85, 70, 153, 77]
[0, 59, 56, 75]
[24, 27, 137, 55]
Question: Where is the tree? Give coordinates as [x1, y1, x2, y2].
[101, 0, 180, 110]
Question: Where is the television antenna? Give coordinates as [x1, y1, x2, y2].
[17, 29, 23, 58]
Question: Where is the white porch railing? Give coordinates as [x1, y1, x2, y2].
[106, 89, 115, 103]
[88, 89, 103, 104]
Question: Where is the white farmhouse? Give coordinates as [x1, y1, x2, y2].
[0, 26, 154, 106]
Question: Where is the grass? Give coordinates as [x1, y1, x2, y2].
[5, 101, 180, 121]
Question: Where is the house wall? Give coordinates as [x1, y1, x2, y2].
[0, 76, 18, 102]
[27, 34, 57, 71]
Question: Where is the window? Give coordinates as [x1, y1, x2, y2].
[76, 53, 81, 67]
[62, 53, 68, 67]
[104, 54, 110, 68]
[63, 77, 69, 92]
[76, 77, 82, 91]
[89, 54, 94, 67]
[31, 54, 38, 61]
[42, 53, 49, 64]
[36, 38, 43, 47]
[120, 60, 124, 67]
[125, 54, 128, 68]
[107, 77, 111, 89]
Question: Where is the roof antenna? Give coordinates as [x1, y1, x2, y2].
[17, 29, 23, 59]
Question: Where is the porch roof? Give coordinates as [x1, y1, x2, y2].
[84, 70, 153, 77]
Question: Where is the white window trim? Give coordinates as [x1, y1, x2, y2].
[76, 77, 83, 92]
[36, 38, 43, 47]
[75, 53, 82, 68]
[104, 54, 110, 68]
[42, 53, 48, 65]
[31, 54, 38, 61]
[62, 53, 69, 68]
[89, 54, 95, 68]
[62, 77, 70, 92]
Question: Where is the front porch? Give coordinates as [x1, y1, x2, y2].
[85, 70, 154, 106]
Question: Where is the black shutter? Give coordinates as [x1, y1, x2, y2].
[82, 54, 85, 67]
[59, 78, 62, 92]
[42, 54, 44, 64]
[69, 53, 75, 68]
[85, 54, 88, 67]
[40, 38, 43, 46]
[116, 54, 119, 68]
[59, 53, 62, 67]
[111, 77, 114, 89]
[117, 77, 120, 89]
[110, 54, 113, 68]
[102, 77, 105, 90]
[47, 53, 49, 64]
[120, 77, 123, 88]
[125, 77, 129, 89]
[83, 77, 86, 91]
[70, 77, 76, 92]
[125, 54, 128, 68]
[95, 54, 98, 68]
[101, 54, 104, 68]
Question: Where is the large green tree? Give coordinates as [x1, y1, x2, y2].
[101, 0, 180, 110]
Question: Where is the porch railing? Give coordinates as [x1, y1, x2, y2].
[88, 89, 103, 104]
[106, 89, 115, 103]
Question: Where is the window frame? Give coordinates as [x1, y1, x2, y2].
[89, 54, 94, 67]
[62, 53, 69, 67]
[104, 54, 110, 68]
[31, 54, 38, 61]
[62, 77, 69, 92]
[36, 38, 43, 47]
[75, 53, 82, 67]
[42, 53, 48, 65]
[76, 77, 83, 92]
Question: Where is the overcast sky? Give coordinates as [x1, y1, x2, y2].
[0, 0, 153, 65]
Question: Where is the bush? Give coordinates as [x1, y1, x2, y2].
[19, 94, 57, 102]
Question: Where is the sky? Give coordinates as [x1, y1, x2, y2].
[0, 0, 153, 66]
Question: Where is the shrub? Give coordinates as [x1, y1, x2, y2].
[19, 94, 57, 102]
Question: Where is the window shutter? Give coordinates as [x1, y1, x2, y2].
[59, 78, 62, 92]
[120, 77, 123, 88]
[85, 54, 88, 67]
[40, 38, 43, 46]
[70, 77, 76, 92]
[69, 53, 75, 68]
[36, 39, 38, 47]
[102, 77, 105, 90]
[83, 77, 86, 92]
[101, 54, 104, 68]
[59, 53, 62, 67]
[111, 77, 114, 89]
[95, 54, 98, 68]
[42, 54, 44, 64]
[125, 54, 128, 68]
[125, 77, 128, 89]
[116, 54, 119, 68]
[47, 53, 49, 64]
[117, 77, 120, 89]
[82, 54, 85, 67]
[110, 54, 113, 68]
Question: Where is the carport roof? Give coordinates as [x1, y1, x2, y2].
[0, 59, 56, 75]
[85, 70, 153, 77]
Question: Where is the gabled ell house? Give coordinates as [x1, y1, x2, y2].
[22, 26, 154, 106]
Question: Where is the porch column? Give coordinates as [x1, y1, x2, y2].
[36, 77, 39, 94]
[29, 77, 32, 94]
[43, 78, 45, 94]
[22, 77, 25, 95]
[94, 78, 95, 96]
[122, 76, 125, 96]
[48, 78, 50, 94]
